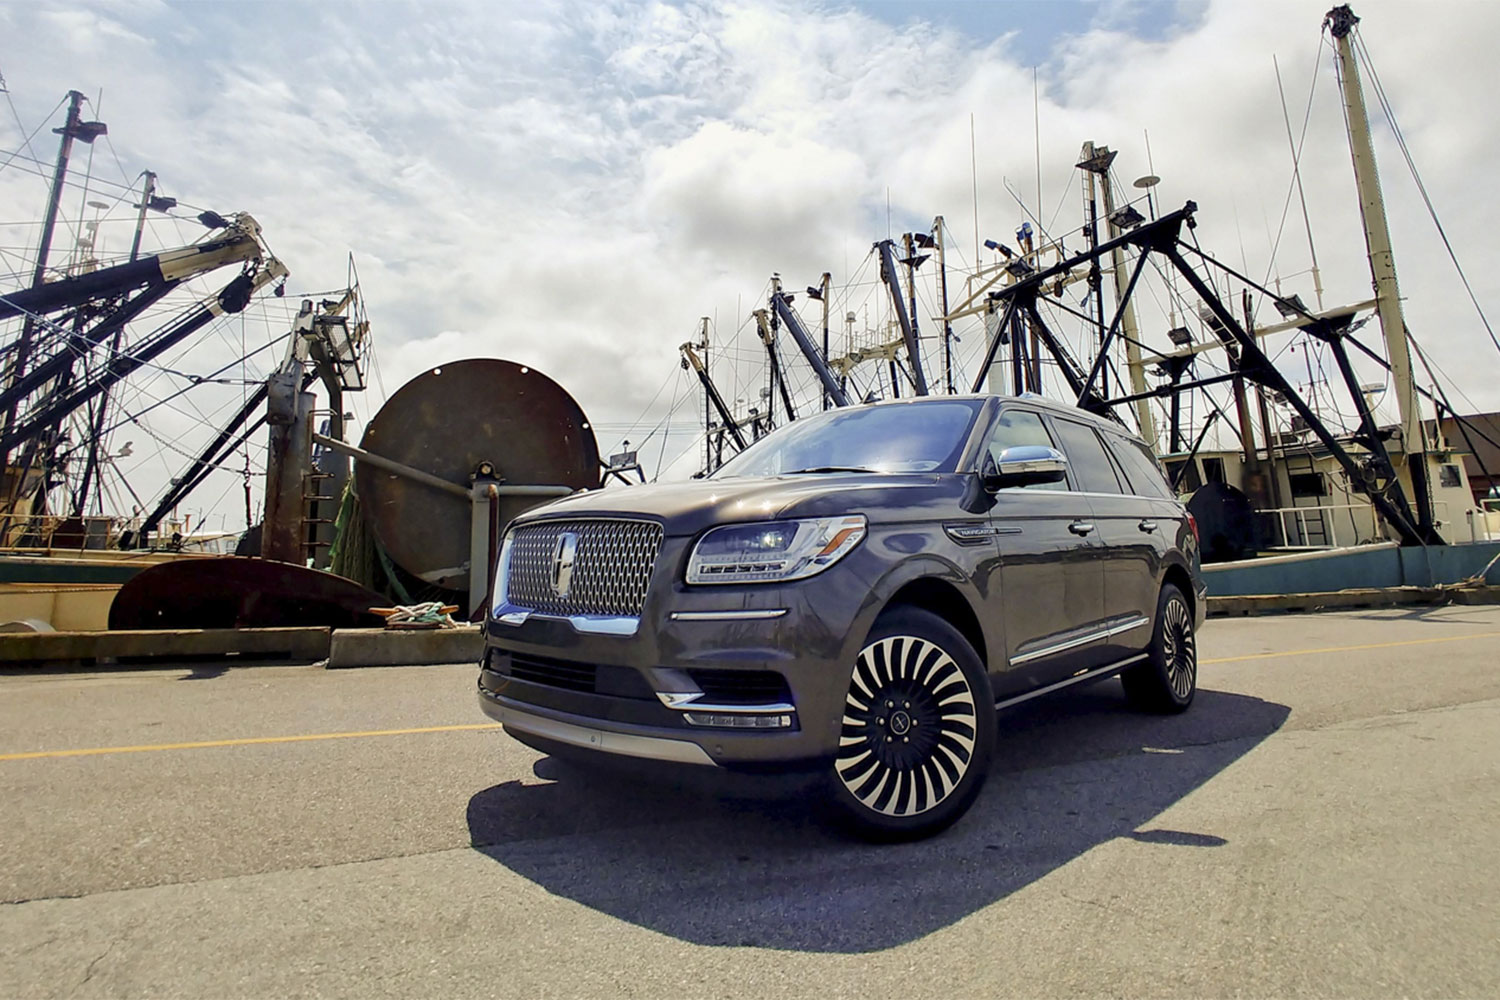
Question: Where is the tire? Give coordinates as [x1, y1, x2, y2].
[825, 606, 996, 843]
[1121, 583, 1197, 714]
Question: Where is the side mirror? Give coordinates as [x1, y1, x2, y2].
[983, 445, 1067, 492]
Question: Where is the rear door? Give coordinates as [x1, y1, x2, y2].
[1105, 428, 1188, 612]
[1046, 416, 1160, 664]
[981, 406, 1107, 694]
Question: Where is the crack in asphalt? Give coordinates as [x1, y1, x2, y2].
[73, 939, 115, 995]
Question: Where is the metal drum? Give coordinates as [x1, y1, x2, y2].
[355, 359, 600, 590]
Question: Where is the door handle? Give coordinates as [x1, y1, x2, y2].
[1138, 519, 1159, 533]
[1069, 521, 1095, 536]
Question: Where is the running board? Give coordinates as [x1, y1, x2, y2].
[994, 653, 1147, 711]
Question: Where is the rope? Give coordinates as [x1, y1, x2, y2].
[371, 601, 458, 629]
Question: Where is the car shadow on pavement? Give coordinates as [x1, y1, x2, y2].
[466, 682, 1289, 954]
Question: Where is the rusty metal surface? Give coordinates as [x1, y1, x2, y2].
[355, 359, 599, 590]
[108, 557, 388, 630]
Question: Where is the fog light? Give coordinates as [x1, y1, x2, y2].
[682, 712, 793, 729]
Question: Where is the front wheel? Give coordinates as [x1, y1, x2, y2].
[1121, 583, 1197, 713]
[826, 607, 996, 842]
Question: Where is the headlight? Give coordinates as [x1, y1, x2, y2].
[686, 515, 867, 585]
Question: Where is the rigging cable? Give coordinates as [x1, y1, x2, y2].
[1351, 29, 1500, 359]
[1259, 34, 1326, 303]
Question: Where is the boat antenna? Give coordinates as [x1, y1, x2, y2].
[970, 112, 980, 264]
[1274, 54, 1324, 309]
[1033, 67, 1042, 229]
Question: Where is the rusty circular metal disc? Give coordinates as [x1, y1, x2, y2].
[356, 358, 599, 590]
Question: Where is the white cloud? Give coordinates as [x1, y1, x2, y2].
[2, 0, 1497, 531]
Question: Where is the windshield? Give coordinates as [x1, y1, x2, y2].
[711, 399, 984, 478]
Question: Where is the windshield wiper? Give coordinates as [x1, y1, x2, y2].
[783, 466, 879, 475]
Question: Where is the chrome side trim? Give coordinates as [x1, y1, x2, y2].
[478, 691, 716, 767]
[995, 654, 1148, 710]
[656, 692, 796, 714]
[1009, 630, 1098, 665]
[1106, 615, 1151, 636]
[1009, 614, 1151, 665]
[668, 609, 788, 622]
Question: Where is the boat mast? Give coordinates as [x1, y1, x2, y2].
[76, 170, 158, 516]
[933, 218, 955, 394]
[1094, 151, 1158, 447]
[1325, 7, 1425, 477]
[819, 272, 832, 409]
[2, 91, 104, 492]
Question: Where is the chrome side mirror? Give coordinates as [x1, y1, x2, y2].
[983, 445, 1068, 491]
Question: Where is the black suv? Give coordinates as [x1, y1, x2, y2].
[478, 394, 1206, 840]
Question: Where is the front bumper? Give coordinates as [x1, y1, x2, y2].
[479, 537, 887, 768]
[477, 688, 717, 766]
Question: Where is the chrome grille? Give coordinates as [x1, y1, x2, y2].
[504, 518, 663, 617]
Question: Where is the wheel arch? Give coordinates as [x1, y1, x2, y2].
[1161, 562, 1196, 619]
[878, 576, 989, 668]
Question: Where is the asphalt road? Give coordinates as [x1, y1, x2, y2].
[1, 605, 1498, 998]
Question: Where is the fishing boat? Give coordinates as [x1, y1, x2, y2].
[662, 4, 1500, 599]
[0, 85, 375, 627]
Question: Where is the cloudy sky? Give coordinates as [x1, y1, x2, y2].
[2, 0, 1497, 529]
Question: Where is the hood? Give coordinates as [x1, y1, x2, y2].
[513, 473, 967, 536]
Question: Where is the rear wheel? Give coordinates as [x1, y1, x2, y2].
[826, 607, 995, 842]
[1121, 583, 1196, 713]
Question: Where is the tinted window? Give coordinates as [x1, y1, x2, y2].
[983, 409, 1060, 491]
[712, 399, 983, 478]
[1051, 418, 1124, 494]
[1107, 434, 1177, 499]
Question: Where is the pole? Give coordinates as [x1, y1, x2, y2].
[875, 240, 929, 395]
[1098, 160, 1157, 445]
[681, 342, 747, 450]
[129, 171, 156, 262]
[820, 272, 831, 410]
[700, 317, 711, 472]
[80, 171, 158, 515]
[934, 218, 954, 394]
[1326, 6, 1421, 461]
[903, 232, 922, 393]
[1078, 142, 1109, 399]
[769, 293, 849, 407]
[2, 91, 86, 487]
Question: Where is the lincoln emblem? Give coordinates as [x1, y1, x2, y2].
[551, 532, 578, 598]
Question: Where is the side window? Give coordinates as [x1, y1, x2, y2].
[984, 409, 1062, 490]
[1051, 418, 1124, 494]
[1107, 434, 1177, 499]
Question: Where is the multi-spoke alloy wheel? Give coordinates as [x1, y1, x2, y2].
[1122, 583, 1197, 714]
[827, 607, 994, 842]
[1161, 594, 1196, 700]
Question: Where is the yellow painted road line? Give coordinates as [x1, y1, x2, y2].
[1202, 630, 1500, 665]
[6, 630, 1498, 761]
[0, 723, 503, 762]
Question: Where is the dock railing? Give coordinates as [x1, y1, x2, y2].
[1263, 501, 1496, 548]
[0, 513, 128, 554]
